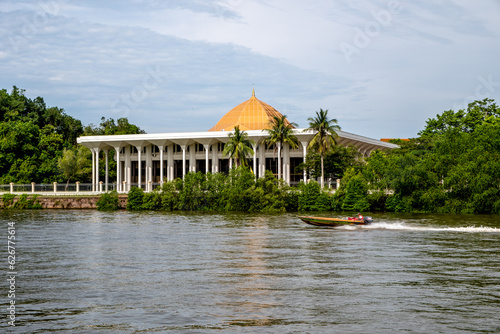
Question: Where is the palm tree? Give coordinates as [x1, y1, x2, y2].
[223, 125, 255, 168]
[305, 109, 341, 188]
[265, 115, 299, 180]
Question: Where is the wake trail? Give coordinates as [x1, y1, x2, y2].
[339, 222, 500, 233]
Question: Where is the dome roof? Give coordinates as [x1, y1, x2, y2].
[209, 89, 294, 131]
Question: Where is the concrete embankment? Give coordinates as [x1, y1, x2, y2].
[0, 194, 128, 209]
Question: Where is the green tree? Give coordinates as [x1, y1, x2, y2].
[0, 87, 86, 183]
[0, 120, 40, 183]
[419, 98, 500, 137]
[341, 171, 370, 212]
[304, 109, 341, 188]
[57, 146, 90, 189]
[299, 145, 361, 183]
[84, 117, 145, 135]
[264, 114, 299, 180]
[223, 125, 255, 168]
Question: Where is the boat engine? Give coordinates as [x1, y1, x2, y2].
[363, 216, 373, 224]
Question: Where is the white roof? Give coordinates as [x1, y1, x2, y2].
[77, 129, 397, 152]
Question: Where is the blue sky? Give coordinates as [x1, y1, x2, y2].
[1, 0, 499, 139]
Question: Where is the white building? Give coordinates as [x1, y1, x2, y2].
[77, 91, 397, 192]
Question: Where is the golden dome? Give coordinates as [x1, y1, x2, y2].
[209, 89, 294, 131]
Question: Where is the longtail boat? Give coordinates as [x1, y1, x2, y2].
[298, 216, 373, 227]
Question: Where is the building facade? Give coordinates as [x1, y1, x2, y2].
[77, 91, 397, 192]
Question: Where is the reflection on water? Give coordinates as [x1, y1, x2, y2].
[0, 210, 499, 333]
[217, 216, 277, 327]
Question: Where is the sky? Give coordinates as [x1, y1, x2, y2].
[1, 0, 499, 139]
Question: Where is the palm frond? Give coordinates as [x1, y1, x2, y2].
[223, 125, 255, 167]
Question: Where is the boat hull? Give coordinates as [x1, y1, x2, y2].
[298, 216, 371, 226]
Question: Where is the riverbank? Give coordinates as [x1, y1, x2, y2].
[0, 194, 128, 209]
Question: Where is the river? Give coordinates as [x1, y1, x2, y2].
[1, 210, 499, 333]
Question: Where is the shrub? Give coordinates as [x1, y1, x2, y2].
[143, 190, 162, 210]
[493, 199, 500, 214]
[341, 172, 369, 211]
[224, 167, 257, 211]
[420, 187, 447, 213]
[283, 189, 300, 212]
[2, 193, 16, 208]
[127, 187, 144, 211]
[96, 191, 119, 211]
[386, 194, 412, 212]
[13, 194, 42, 209]
[367, 191, 387, 212]
[177, 172, 205, 210]
[298, 181, 331, 211]
[160, 181, 178, 211]
[2, 194, 41, 209]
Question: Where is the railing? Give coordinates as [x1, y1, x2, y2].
[0, 182, 116, 195]
[0, 179, 334, 195]
[0, 181, 166, 195]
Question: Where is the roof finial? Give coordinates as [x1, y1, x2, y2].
[252, 85, 255, 97]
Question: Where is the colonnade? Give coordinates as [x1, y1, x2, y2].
[90, 142, 309, 193]
[79, 128, 398, 194]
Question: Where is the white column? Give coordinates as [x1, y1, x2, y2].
[137, 146, 142, 189]
[114, 147, 121, 192]
[253, 143, 257, 178]
[301, 141, 308, 182]
[189, 144, 196, 173]
[284, 143, 290, 185]
[146, 145, 152, 185]
[94, 148, 100, 192]
[167, 144, 174, 181]
[212, 144, 219, 173]
[159, 146, 164, 186]
[104, 149, 109, 192]
[212, 145, 218, 173]
[181, 145, 187, 179]
[91, 148, 95, 192]
[259, 144, 265, 178]
[125, 146, 131, 191]
[229, 157, 232, 169]
[204, 144, 209, 174]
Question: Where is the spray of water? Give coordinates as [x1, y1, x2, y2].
[338, 221, 500, 233]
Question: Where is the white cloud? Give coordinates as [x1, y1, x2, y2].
[0, 0, 499, 139]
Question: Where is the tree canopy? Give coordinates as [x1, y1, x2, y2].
[265, 114, 298, 180]
[223, 125, 255, 168]
[356, 98, 500, 214]
[305, 108, 341, 188]
[84, 116, 145, 136]
[0, 86, 143, 184]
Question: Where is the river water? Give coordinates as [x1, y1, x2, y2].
[1, 210, 499, 333]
